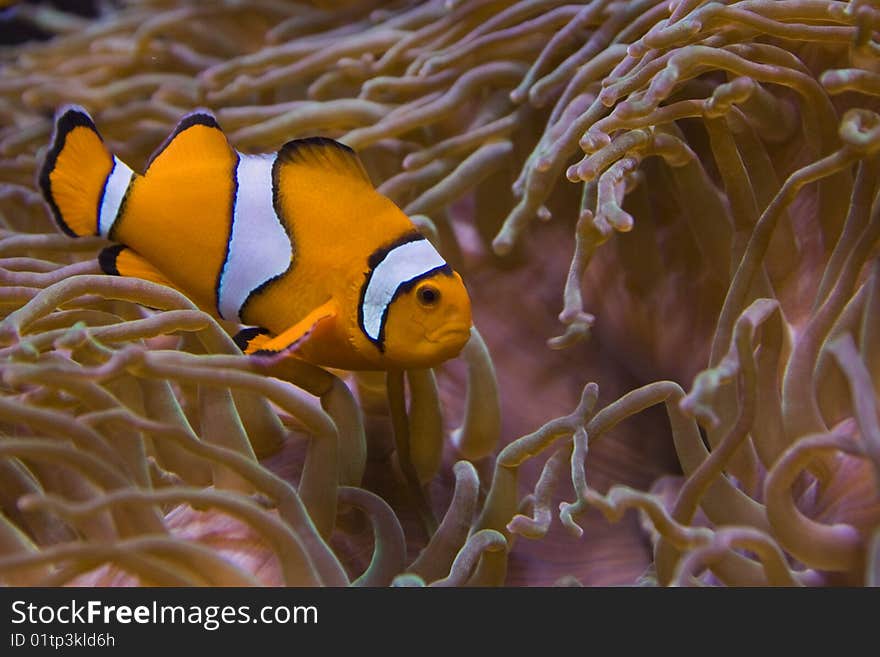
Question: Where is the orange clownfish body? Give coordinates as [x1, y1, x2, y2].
[38, 106, 472, 370]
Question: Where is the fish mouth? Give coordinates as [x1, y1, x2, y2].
[427, 325, 472, 345]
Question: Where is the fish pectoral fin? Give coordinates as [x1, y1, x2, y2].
[99, 245, 177, 289]
[243, 301, 338, 356]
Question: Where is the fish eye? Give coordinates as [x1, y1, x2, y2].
[416, 284, 440, 307]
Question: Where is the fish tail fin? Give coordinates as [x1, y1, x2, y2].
[38, 105, 135, 238]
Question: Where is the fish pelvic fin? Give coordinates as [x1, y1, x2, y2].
[99, 244, 177, 289]
[233, 326, 271, 353]
[38, 105, 135, 238]
[242, 301, 338, 357]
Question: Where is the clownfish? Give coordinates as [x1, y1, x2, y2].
[37, 106, 472, 370]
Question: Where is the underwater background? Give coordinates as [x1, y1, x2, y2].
[0, 0, 879, 586]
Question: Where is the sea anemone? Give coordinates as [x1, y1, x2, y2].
[1, 0, 879, 586]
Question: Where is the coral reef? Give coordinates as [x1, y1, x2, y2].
[1, 0, 879, 586]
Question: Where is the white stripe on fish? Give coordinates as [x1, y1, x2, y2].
[217, 153, 291, 321]
[361, 238, 447, 342]
[98, 156, 134, 237]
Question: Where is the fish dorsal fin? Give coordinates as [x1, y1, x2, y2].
[145, 109, 232, 176]
[276, 137, 372, 187]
